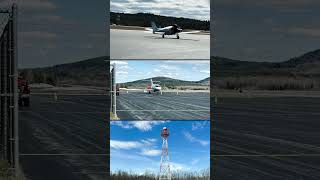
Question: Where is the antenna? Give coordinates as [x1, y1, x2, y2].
[159, 127, 171, 180]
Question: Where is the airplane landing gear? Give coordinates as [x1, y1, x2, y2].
[162, 34, 165, 38]
[177, 34, 180, 39]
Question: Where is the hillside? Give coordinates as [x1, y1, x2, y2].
[212, 49, 320, 77]
[212, 49, 320, 90]
[19, 56, 108, 87]
[120, 77, 210, 89]
[110, 12, 210, 31]
[19, 58, 209, 89]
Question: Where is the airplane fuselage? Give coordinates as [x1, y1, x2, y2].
[155, 26, 182, 35]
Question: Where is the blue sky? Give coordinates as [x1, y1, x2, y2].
[110, 60, 210, 83]
[111, 0, 210, 21]
[213, 0, 320, 62]
[0, 0, 107, 68]
[110, 121, 210, 174]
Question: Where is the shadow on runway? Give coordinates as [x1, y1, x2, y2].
[143, 35, 200, 41]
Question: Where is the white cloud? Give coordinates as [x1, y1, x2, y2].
[131, 121, 164, 131]
[110, 61, 128, 65]
[165, 60, 209, 65]
[111, 0, 210, 20]
[183, 131, 209, 146]
[140, 149, 162, 156]
[111, 138, 161, 157]
[111, 121, 166, 131]
[159, 64, 178, 70]
[110, 140, 143, 150]
[116, 71, 128, 74]
[192, 121, 208, 131]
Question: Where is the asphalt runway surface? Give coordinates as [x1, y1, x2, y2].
[212, 97, 320, 180]
[115, 92, 210, 120]
[110, 29, 210, 59]
[19, 94, 108, 180]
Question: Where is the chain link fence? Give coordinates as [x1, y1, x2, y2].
[0, 4, 18, 175]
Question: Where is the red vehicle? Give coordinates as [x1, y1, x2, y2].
[18, 77, 30, 107]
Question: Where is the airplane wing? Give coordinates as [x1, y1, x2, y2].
[180, 31, 201, 34]
[145, 27, 153, 32]
[144, 27, 165, 33]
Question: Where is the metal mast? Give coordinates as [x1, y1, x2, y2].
[110, 63, 118, 120]
[159, 127, 171, 180]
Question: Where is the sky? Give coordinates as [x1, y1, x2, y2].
[213, 0, 320, 62]
[111, 0, 210, 21]
[110, 120, 210, 174]
[110, 60, 210, 83]
[0, 0, 107, 68]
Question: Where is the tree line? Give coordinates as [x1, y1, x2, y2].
[111, 12, 210, 31]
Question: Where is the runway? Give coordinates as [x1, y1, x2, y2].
[212, 97, 320, 179]
[110, 29, 210, 59]
[19, 94, 108, 180]
[115, 91, 210, 120]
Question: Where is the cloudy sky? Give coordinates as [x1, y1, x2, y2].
[110, 60, 210, 83]
[111, 0, 210, 21]
[0, 0, 107, 68]
[213, 0, 320, 62]
[110, 120, 210, 174]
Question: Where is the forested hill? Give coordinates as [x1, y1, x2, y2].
[110, 12, 210, 31]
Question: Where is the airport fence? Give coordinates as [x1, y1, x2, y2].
[0, 4, 18, 174]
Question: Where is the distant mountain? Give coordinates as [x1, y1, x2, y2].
[212, 49, 320, 90]
[19, 58, 209, 89]
[110, 12, 210, 31]
[121, 76, 210, 88]
[20, 56, 108, 87]
[212, 49, 320, 77]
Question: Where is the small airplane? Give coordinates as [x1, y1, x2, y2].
[146, 79, 162, 94]
[145, 22, 200, 39]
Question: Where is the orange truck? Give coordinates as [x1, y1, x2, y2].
[18, 77, 30, 107]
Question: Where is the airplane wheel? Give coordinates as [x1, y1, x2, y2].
[177, 35, 180, 39]
[162, 34, 165, 38]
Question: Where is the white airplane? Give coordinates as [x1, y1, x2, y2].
[146, 79, 162, 94]
[145, 21, 201, 39]
[116, 79, 162, 95]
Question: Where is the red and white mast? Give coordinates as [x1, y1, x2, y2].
[159, 127, 171, 180]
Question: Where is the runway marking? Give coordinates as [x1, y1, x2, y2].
[212, 154, 320, 157]
[119, 94, 210, 110]
[26, 111, 106, 151]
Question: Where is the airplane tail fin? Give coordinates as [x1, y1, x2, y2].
[151, 22, 158, 34]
